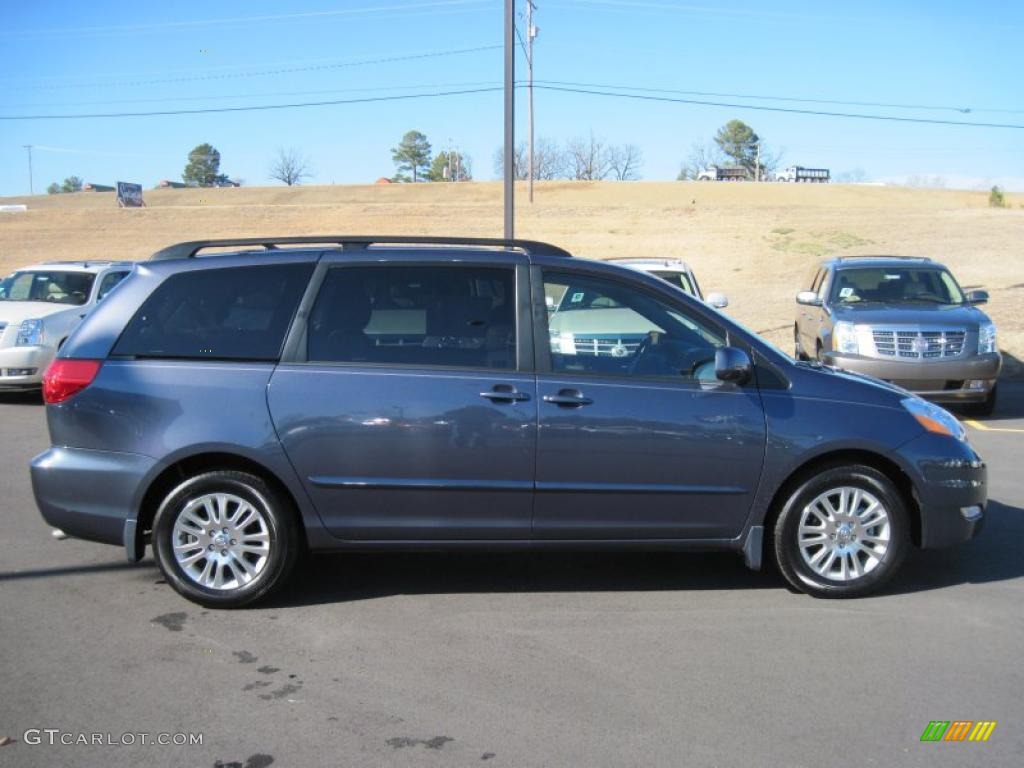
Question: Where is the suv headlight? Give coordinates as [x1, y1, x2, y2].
[832, 321, 859, 354]
[978, 322, 997, 354]
[901, 397, 966, 441]
[16, 318, 45, 347]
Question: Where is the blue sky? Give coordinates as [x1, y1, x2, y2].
[1, 0, 1021, 196]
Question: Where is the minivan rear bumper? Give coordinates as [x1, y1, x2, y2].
[30, 447, 155, 547]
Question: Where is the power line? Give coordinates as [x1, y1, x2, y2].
[534, 79, 1020, 116]
[532, 84, 1024, 129]
[3, 45, 503, 90]
[2, 1, 494, 39]
[4, 81, 1021, 129]
[0, 87, 504, 121]
[3, 81, 501, 109]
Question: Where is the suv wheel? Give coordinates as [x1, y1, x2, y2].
[962, 384, 997, 418]
[772, 465, 909, 598]
[152, 471, 298, 608]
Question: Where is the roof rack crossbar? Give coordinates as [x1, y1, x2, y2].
[150, 236, 572, 261]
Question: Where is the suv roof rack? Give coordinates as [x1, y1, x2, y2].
[150, 236, 573, 261]
[39, 260, 134, 267]
[834, 255, 932, 262]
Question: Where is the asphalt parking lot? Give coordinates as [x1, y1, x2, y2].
[2, 384, 1022, 768]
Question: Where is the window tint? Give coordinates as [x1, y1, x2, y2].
[0, 271, 95, 306]
[97, 271, 129, 301]
[307, 266, 516, 370]
[113, 263, 313, 361]
[544, 271, 725, 381]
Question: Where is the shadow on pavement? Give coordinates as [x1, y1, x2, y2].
[0, 390, 43, 407]
[0, 560, 145, 582]
[272, 549, 782, 608]
[890, 499, 1024, 594]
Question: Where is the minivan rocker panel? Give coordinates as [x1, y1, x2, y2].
[30, 237, 986, 606]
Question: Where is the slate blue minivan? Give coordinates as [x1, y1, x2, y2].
[30, 237, 986, 607]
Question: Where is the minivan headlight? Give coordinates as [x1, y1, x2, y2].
[901, 397, 966, 441]
[833, 321, 859, 354]
[978, 322, 997, 354]
[16, 318, 45, 347]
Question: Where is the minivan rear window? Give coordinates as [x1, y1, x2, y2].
[112, 263, 313, 361]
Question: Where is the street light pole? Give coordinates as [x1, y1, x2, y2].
[503, 0, 515, 239]
[23, 145, 34, 195]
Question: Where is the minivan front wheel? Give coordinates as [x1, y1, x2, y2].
[772, 465, 909, 598]
[152, 471, 298, 608]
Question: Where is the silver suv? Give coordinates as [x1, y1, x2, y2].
[795, 256, 1000, 415]
[605, 258, 728, 309]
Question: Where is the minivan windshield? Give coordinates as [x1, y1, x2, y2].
[830, 267, 964, 305]
[0, 270, 96, 306]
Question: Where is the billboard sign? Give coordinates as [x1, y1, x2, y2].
[116, 181, 145, 208]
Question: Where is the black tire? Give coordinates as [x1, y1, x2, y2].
[771, 464, 910, 598]
[152, 470, 299, 608]
[961, 384, 997, 418]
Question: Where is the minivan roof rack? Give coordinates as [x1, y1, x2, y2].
[150, 236, 573, 261]
[834, 255, 932, 262]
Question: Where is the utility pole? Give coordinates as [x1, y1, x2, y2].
[526, 1, 538, 203]
[503, 0, 515, 238]
[23, 145, 34, 195]
[754, 141, 761, 182]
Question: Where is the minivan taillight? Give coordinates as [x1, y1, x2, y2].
[42, 359, 102, 404]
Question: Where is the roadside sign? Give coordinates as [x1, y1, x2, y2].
[116, 181, 145, 208]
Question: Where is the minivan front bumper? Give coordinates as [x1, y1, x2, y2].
[896, 432, 987, 548]
[30, 446, 155, 548]
[824, 351, 1001, 403]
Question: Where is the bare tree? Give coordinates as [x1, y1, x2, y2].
[533, 137, 566, 180]
[758, 144, 785, 179]
[607, 144, 643, 181]
[493, 141, 530, 180]
[270, 147, 312, 186]
[677, 140, 723, 180]
[565, 133, 612, 181]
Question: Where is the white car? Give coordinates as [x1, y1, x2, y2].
[0, 260, 133, 390]
[606, 257, 729, 309]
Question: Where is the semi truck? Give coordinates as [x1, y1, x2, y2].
[774, 166, 830, 183]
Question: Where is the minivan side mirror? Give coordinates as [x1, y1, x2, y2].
[796, 291, 822, 306]
[715, 347, 752, 384]
[706, 292, 729, 309]
[965, 289, 989, 305]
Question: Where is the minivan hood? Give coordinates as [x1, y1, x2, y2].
[790, 360, 911, 407]
[832, 302, 988, 328]
[0, 301, 78, 324]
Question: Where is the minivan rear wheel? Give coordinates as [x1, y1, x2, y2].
[772, 465, 909, 598]
[152, 471, 298, 608]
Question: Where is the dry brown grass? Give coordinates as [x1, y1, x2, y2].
[2, 181, 1021, 373]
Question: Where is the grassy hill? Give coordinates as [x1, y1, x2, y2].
[2, 181, 1021, 373]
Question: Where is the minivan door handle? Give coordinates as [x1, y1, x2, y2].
[542, 389, 593, 407]
[480, 385, 531, 403]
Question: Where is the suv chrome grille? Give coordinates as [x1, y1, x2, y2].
[572, 336, 642, 357]
[871, 329, 965, 359]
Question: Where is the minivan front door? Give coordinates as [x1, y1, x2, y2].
[534, 269, 766, 540]
[268, 260, 536, 540]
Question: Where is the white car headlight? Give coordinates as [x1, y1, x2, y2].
[901, 397, 966, 442]
[16, 318, 45, 347]
[832, 321, 859, 354]
[978, 322, 997, 354]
